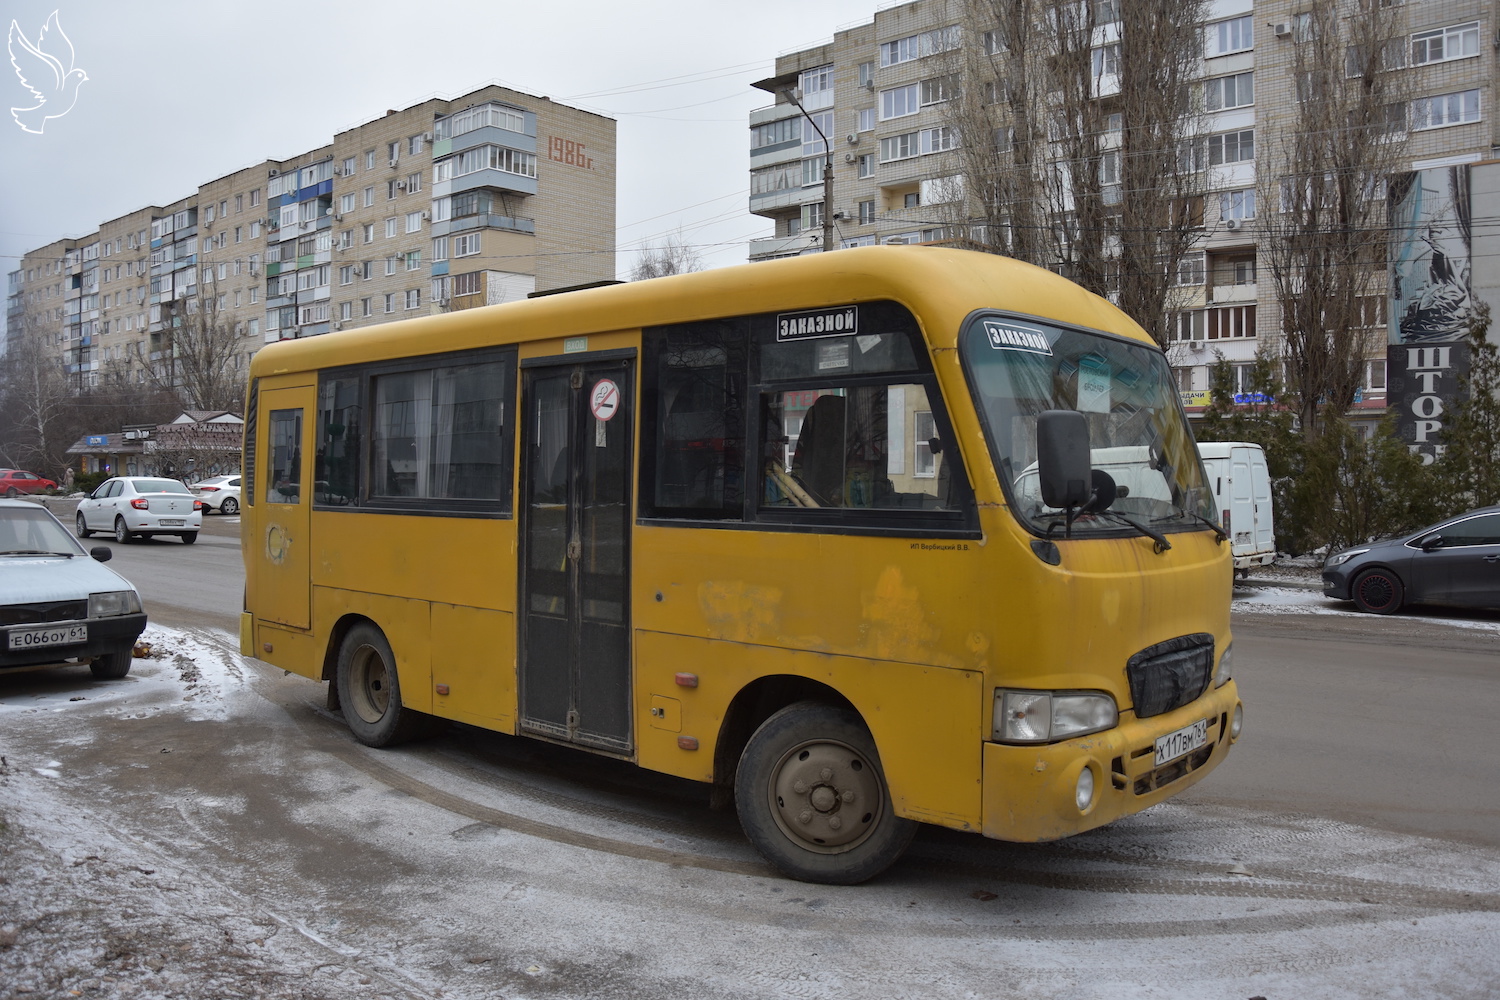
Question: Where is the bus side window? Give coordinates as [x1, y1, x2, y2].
[267, 409, 303, 504]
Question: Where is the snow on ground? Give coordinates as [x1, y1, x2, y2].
[3, 622, 1499, 999]
[1234, 584, 1500, 633]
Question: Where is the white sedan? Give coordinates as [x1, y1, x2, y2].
[189, 474, 242, 515]
[76, 477, 204, 544]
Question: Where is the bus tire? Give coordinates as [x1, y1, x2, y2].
[734, 701, 916, 885]
[336, 623, 429, 747]
[1351, 568, 1404, 615]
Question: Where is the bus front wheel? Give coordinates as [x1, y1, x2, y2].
[734, 701, 916, 884]
[336, 623, 429, 747]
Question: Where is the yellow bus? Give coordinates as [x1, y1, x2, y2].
[241, 246, 1243, 884]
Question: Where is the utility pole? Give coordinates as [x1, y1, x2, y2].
[779, 87, 835, 253]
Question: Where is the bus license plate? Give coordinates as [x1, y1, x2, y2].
[160, 519, 185, 526]
[1154, 719, 1208, 766]
[8, 624, 88, 650]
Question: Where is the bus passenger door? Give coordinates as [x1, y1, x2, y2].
[519, 356, 634, 753]
[254, 386, 314, 630]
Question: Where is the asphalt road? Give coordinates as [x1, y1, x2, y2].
[4, 507, 1497, 998]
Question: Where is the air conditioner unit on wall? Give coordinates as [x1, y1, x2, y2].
[1224, 218, 1242, 231]
[1189, 340, 1205, 351]
[389, 157, 399, 168]
[844, 152, 856, 163]
[1273, 22, 1292, 38]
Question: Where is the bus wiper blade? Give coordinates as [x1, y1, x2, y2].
[1096, 512, 1172, 554]
[1152, 506, 1228, 544]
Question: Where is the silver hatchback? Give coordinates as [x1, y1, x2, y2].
[76, 477, 204, 544]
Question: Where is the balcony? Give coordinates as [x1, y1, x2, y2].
[449, 213, 535, 235]
[749, 232, 820, 261]
[1210, 282, 1257, 304]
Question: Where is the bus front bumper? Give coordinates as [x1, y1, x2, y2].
[980, 681, 1241, 843]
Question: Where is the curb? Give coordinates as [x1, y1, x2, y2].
[1239, 577, 1322, 591]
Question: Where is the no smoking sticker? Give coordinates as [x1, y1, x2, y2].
[590, 379, 620, 421]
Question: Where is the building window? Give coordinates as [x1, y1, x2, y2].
[340, 265, 354, 285]
[1091, 43, 1120, 80]
[1411, 90, 1480, 130]
[340, 193, 356, 213]
[405, 288, 421, 310]
[448, 145, 538, 179]
[801, 112, 833, 155]
[361, 297, 372, 317]
[405, 172, 422, 193]
[798, 64, 835, 110]
[880, 132, 917, 162]
[385, 257, 398, 276]
[1174, 254, 1206, 286]
[1205, 72, 1253, 111]
[234, 226, 242, 244]
[751, 116, 799, 149]
[340, 301, 353, 321]
[453, 271, 482, 296]
[406, 212, 424, 234]
[904, 192, 920, 209]
[342, 157, 356, 175]
[858, 108, 875, 132]
[388, 180, 401, 200]
[453, 233, 481, 257]
[1207, 304, 1256, 339]
[408, 135, 425, 155]
[858, 61, 875, 88]
[383, 293, 395, 313]
[881, 84, 919, 121]
[921, 76, 956, 106]
[880, 25, 960, 67]
[1208, 129, 1253, 165]
[405, 250, 421, 271]
[363, 186, 375, 208]
[387, 142, 399, 163]
[1220, 189, 1256, 221]
[365, 150, 376, 170]
[1208, 15, 1253, 57]
[250, 188, 261, 207]
[385, 218, 399, 239]
[432, 236, 449, 262]
[858, 200, 876, 225]
[801, 155, 827, 187]
[1366, 359, 1387, 392]
[362, 224, 374, 244]
[857, 153, 874, 178]
[1411, 22, 1479, 65]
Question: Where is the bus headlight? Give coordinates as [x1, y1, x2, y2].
[993, 689, 1118, 744]
[1214, 642, 1233, 687]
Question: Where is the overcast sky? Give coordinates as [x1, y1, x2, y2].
[1, 0, 880, 296]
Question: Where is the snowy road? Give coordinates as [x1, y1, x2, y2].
[2, 590, 1498, 999]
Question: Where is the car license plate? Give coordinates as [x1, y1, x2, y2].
[1154, 719, 1208, 766]
[160, 518, 185, 526]
[8, 623, 88, 650]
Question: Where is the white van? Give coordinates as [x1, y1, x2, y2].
[1197, 442, 1275, 575]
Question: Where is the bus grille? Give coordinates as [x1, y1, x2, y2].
[0, 600, 88, 627]
[1126, 634, 1214, 718]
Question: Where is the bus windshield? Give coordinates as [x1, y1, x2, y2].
[960, 313, 1213, 534]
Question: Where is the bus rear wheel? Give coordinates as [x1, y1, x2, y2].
[336, 623, 429, 747]
[734, 701, 916, 884]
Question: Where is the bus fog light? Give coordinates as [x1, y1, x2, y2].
[1231, 703, 1244, 739]
[1075, 767, 1095, 811]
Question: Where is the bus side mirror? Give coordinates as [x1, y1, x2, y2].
[1037, 410, 1092, 510]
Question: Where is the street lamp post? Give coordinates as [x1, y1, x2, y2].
[780, 87, 835, 253]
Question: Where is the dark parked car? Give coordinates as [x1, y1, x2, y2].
[1322, 506, 1500, 614]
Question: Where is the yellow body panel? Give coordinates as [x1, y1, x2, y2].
[430, 604, 517, 730]
[634, 631, 984, 830]
[242, 247, 1238, 847]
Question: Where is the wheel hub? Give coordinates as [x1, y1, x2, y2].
[770, 740, 882, 851]
[349, 644, 390, 724]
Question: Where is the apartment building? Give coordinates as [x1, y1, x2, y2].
[748, 0, 1497, 429]
[7, 84, 615, 395]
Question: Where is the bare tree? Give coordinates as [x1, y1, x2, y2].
[631, 232, 705, 281]
[945, 0, 1208, 344]
[0, 331, 74, 477]
[141, 292, 251, 412]
[1258, 3, 1410, 439]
